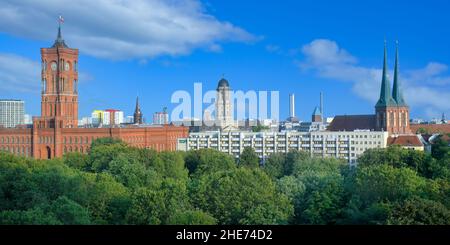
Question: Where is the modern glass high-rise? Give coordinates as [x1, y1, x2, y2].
[0, 99, 25, 128]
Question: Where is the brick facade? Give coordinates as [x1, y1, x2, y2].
[0, 27, 188, 159]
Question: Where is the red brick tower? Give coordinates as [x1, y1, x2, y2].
[40, 24, 79, 129]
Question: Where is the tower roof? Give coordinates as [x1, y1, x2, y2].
[312, 106, 322, 116]
[217, 78, 230, 89]
[392, 42, 407, 106]
[376, 41, 397, 107]
[52, 25, 68, 48]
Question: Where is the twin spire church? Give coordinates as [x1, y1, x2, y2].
[375, 42, 410, 135]
[329, 42, 412, 136]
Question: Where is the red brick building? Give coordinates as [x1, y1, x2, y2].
[0, 26, 188, 159]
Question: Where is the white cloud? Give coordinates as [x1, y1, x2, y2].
[0, 53, 40, 93]
[301, 39, 357, 66]
[0, 0, 256, 60]
[0, 53, 93, 93]
[299, 39, 450, 118]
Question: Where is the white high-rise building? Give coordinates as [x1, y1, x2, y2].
[153, 108, 169, 125]
[0, 99, 25, 128]
[216, 78, 234, 129]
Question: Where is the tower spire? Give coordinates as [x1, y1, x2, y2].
[134, 96, 143, 124]
[392, 41, 406, 106]
[135, 96, 140, 111]
[376, 41, 396, 107]
[52, 15, 68, 48]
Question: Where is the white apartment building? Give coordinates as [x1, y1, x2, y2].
[177, 130, 389, 164]
[0, 99, 25, 128]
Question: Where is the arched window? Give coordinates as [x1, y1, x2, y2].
[402, 112, 407, 127]
[74, 80, 78, 93]
[389, 112, 394, 127]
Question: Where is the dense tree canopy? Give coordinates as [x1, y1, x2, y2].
[0, 138, 449, 225]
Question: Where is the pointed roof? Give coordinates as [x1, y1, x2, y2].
[312, 106, 322, 116]
[376, 41, 397, 107]
[52, 24, 68, 48]
[392, 41, 407, 106]
[134, 96, 141, 114]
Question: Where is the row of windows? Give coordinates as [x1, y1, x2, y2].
[0, 136, 31, 144]
[0, 146, 31, 156]
[63, 146, 89, 154]
[1, 135, 159, 145]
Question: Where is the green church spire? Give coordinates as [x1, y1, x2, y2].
[392, 41, 407, 106]
[376, 41, 396, 107]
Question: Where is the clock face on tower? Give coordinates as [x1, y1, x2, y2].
[65, 62, 70, 71]
[51, 62, 57, 71]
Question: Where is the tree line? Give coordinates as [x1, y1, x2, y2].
[0, 136, 449, 225]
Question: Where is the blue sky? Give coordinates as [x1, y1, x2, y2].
[0, 0, 449, 121]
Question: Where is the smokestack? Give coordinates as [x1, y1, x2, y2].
[320, 92, 323, 122]
[289, 93, 295, 118]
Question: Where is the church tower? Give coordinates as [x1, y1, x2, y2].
[134, 96, 143, 124]
[375, 41, 410, 134]
[40, 24, 79, 128]
[391, 42, 410, 134]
